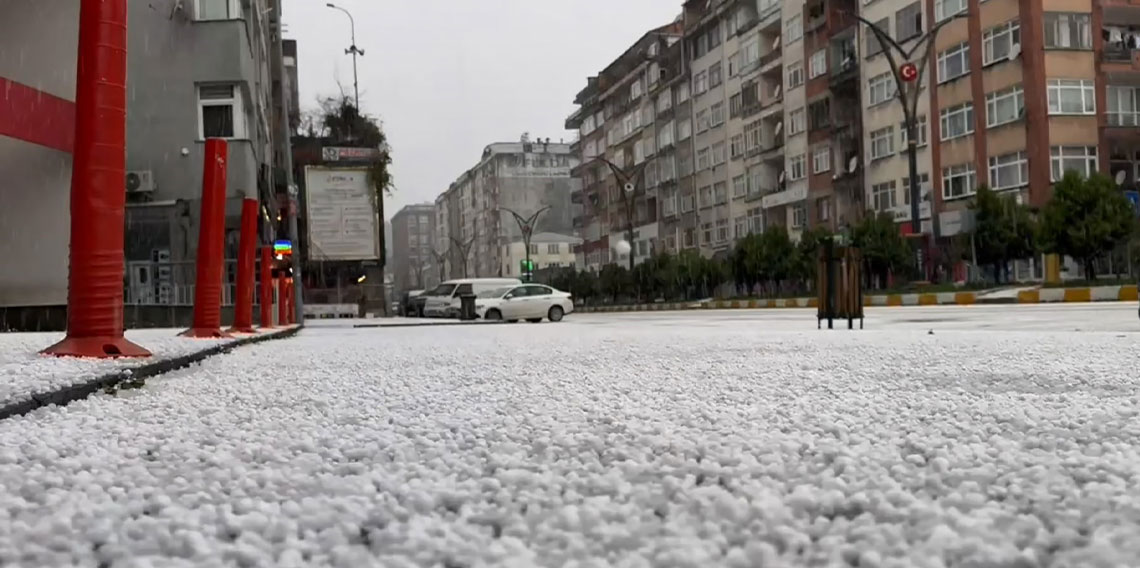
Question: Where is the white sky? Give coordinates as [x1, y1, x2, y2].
[284, 0, 681, 218]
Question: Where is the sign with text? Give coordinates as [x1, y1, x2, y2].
[303, 167, 379, 261]
[321, 146, 380, 162]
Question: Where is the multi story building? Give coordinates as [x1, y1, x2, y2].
[434, 139, 579, 279]
[501, 233, 583, 277]
[0, 0, 293, 329]
[390, 204, 437, 295]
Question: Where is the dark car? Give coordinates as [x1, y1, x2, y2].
[401, 290, 425, 317]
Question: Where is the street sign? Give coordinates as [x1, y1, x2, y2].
[900, 63, 918, 82]
[1125, 191, 1140, 216]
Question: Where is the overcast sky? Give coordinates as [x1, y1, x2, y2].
[284, 0, 681, 219]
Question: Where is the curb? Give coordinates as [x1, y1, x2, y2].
[0, 326, 302, 421]
[353, 320, 505, 329]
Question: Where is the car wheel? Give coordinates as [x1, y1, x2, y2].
[485, 308, 502, 321]
[548, 305, 565, 322]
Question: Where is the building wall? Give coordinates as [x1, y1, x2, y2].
[391, 204, 436, 293]
[501, 238, 582, 276]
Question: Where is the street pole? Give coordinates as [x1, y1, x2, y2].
[503, 206, 550, 282]
[598, 158, 647, 272]
[273, 8, 304, 324]
[327, 3, 363, 109]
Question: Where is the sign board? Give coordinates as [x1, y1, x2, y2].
[939, 209, 976, 237]
[1125, 191, 1140, 216]
[303, 166, 379, 261]
[321, 147, 381, 162]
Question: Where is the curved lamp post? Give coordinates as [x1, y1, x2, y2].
[598, 157, 649, 272]
[326, 3, 364, 109]
[502, 206, 551, 281]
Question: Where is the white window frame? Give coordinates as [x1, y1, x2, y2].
[809, 50, 828, 79]
[934, 0, 966, 23]
[730, 134, 745, 158]
[678, 119, 693, 141]
[937, 41, 970, 83]
[872, 180, 898, 212]
[197, 84, 246, 140]
[870, 126, 895, 160]
[1044, 13, 1092, 50]
[939, 102, 974, 141]
[789, 154, 807, 181]
[941, 163, 977, 200]
[1047, 79, 1096, 115]
[867, 72, 896, 107]
[791, 204, 807, 229]
[712, 142, 727, 166]
[714, 182, 728, 204]
[788, 62, 805, 89]
[982, 21, 1020, 66]
[986, 85, 1024, 127]
[812, 145, 831, 174]
[988, 151, 1029, 190]
[1108, 86, 1140, 127]
[195, 0, 240, 20]
[788, 108, 806, 135]
[732, 175, 747, 198]
[696, 110, 710, 133]
[710, 102, 726, 127]
[658, 121, 675, 149]
[697, 148, 711, 170]
[1050, 146, 1097, 181]
[899, 116, 928, 148]
[786, 15, 803, 44]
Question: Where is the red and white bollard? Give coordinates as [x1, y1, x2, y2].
[43, 0, 149, 358]
[259, 246, 274, 328]
[228, 198, 258, 333]
[277, 277, 289, 327]
[181, 138, 231, 339]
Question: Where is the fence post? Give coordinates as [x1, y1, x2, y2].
[181, 138, 231, 339]
[43, 0, 150, 358]
[229, 198, 258, 333]
[277, 277, 288, 327]
[259, 246, 274, 328]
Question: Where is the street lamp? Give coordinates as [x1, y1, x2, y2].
[503, 206, 551, 282]
[326, 3, 364, 109]
[599, 157, 649, 272]
[449, 236, 477, 279]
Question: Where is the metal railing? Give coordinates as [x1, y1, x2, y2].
[123, 259, 264, 307]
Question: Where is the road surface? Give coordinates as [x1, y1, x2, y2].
[1, 305, 1138, 566]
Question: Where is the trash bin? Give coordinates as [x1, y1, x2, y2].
[459, 293, 477, 321]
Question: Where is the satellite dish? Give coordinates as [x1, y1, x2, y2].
[773, 85, 782, 98]
[774, 122, 783, 135]
[1116, 170, 1127, 185]
[848, 156, 859, 173]
[1008, 44, 1021, 60]
[773, 36, 781, 50]
[778, 171, 786, 183]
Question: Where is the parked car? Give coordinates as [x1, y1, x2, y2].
[475, 284, 573, 322]
[422, 278, 522, 318]
[400, 290, 424, 317]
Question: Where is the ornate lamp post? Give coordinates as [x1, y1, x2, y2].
[599, 157, 649, 272]
[449, 235, 477, 279]
[502, 206, 551, 281]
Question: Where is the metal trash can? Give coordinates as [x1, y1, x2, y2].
[459, 293, 477, 321]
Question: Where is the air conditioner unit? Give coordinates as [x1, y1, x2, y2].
[126, 170, 155, 193]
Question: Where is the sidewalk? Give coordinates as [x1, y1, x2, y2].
[0, 326, 298, 419]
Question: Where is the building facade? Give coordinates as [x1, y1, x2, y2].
[435, 139, 580, 280]
[391, 204, 437, 295]
[501, 233, 583, 278]
[0, 0, 293, 326]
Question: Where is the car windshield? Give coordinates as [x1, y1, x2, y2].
[478, 287, 513, 299]
[427, 284, 456, 296]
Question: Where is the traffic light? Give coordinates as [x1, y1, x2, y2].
[520, 259, 535, 274]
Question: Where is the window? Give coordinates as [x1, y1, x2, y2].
[902, 173, 931, 205]
[657, 91, 673, 114]
[867, 72, 896, 106]
[678, 119, 692, 141]
[809, 50, 828, 78]
[676, 82, 690, 103]
[696, 110, 710, 132]
[934, 0, 966, 22]
[730, 134, 745, 158]
[816, 197, 831, 222]
[742, 41, 761, 68]
[732, 175, 747, 198]
[1108, 86, 1140, 127]
[716, 218, 729, 243]
[870, 127, 895, 160]
[712, 142, 727, 166]
[710, 102, 726, 126]
[660, 157, 677, 181]
[634, 140, 646, 164]
[986, 85, 1024, 127]
[937, 42, 970, 83]
[786, 15, 803, 44]
[988, 152, 1029, 190]
[899, 116, 928, 148]
[872, 180, 897, 212]
[547, 244, 561, 254]
[789, 154, 807, 180]
[788, 108, 806, 135]
[788, 62, 805, 89]
[198, 84, 245, 139]
[1044, 13, 1092, 49]
[983, 21, 1020, 65]
[1047, 79, 1095, 115]
[682, 191, 695, 212]
[195, 0, 239, 20]
[528, 244, 539, 255]
[658, 121, 675, 148]
[866, 18, 889, 56]
[730, 93, 744, 117]
[748, 207, 764, 233]
[896, 3, 923, 41]
[684, 229, 695, 248]
[697, 148, 710, 170]
[709, 63, 724, 88]
[735, 216, 748, 239]
[748, 166, 764, 195]
[631, 78, 643, 99]
[663, 190, 677, 216]
[939, 102, 974, 141]
[695, 71, 709, 94]
[714, 182, 728, 204]
[808, 98, 831, 130]
[812, 145, 831, 174]
[1050, 146, 1097, 181]
[792, 204, 807, 228]
[728, 52, 741, 77]
[702, 222, 713, 244]
[941, 163, 977, 200]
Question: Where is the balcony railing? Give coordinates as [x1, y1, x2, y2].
[805, 14, 826, 33]
[759, 49, 782, 69]
[1105, 47, 1135, 63]
[1108, 111, 1140, 127]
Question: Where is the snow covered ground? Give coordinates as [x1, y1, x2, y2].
[1, 307, 1140, 566]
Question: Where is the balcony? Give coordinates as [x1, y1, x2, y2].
[1104, 46, 1140, 84]
[830, 58, 858, 88]
[759, 49, 782, 72]
[805, 14, 826, 33]
[761, 184, 808, 209]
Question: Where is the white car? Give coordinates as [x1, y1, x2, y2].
[475, 284, 574, 323]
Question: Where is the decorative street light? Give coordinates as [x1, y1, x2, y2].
[599, 157, 649, 272]
[449, 235, 477, 279]
[502, 206, 551, 282]
[846, 11, 968, 237]
[326, 3, 364, 109]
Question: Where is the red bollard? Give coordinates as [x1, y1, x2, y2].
[228, 198, 258, 333]
[285, 280, 295, 325]
[277, 277, 288, 327]
[259, 246, 274, 328]
[43, 0, 150, 358]
[181, 138, 231, 339]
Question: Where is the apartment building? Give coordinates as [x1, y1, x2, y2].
[434, 139, 579, 279]
[390, 204, 437, 295]
[501, 233, 583, 277]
